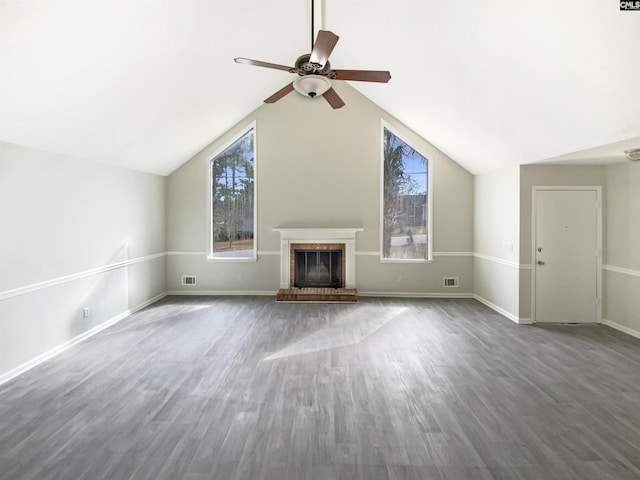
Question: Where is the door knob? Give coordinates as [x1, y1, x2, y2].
[537, 261, 545, 265]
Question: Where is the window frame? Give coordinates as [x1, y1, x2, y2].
[380, 121, 433, 263]
[207, 121, 257, 262]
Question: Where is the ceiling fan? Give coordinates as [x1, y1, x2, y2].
[234, 3, 391, 109]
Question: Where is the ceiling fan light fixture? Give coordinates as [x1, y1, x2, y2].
[624, 148, 640, 161]
[293, 74, 331, 98]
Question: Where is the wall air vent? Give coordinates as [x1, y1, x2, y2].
[443, 277, 459, 287]
[182, 276, 197, 286]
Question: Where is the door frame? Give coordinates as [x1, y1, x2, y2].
[531, 186, 603, 323]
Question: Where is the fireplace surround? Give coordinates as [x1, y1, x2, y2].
[273, 228, 362, 290]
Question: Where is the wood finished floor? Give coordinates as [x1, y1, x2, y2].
[1, 296, 640, 480]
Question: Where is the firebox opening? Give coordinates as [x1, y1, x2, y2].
[294, 249, 343, 288]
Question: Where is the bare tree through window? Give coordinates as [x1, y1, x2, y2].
[211, 128, 255, 259]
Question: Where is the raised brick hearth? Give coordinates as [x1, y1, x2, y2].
[275, 287, 358, 303]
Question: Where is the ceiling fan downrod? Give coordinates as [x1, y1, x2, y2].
[311, 0, 315, 52]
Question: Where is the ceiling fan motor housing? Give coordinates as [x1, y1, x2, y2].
[295, 54, 331, 75]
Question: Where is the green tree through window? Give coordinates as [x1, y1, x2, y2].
[382, 127, 429, 260]
[211, 128, 255, 258]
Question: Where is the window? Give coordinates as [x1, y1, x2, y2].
[382, 125, 431, 261]
[209, 125, 256, 260]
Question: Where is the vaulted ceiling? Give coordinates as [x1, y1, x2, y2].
[1, 0, 639, 176]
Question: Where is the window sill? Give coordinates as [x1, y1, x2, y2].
[207, 255, 258, 263]
[380, 257, 433, 264]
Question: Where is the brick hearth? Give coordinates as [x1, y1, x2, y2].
[276, 287, 358, 303]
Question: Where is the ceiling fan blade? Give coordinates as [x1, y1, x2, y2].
[309, 30, 339, 68]
[330, 69, 391, 83]
[235, 57, 296, 73]
[264, 82, 295, 103]
[323, 87, 345, 109]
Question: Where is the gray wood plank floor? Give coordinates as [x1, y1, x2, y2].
[2, 296, 640, 479]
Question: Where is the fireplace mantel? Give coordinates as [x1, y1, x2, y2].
[273, 227, 363, 289]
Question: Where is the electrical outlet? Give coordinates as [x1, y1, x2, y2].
[82, 307, 90, 318]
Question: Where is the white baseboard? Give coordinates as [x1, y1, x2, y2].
[601, 318, 640, 340]
[473, 294, 528, 324]
[359, 291, 474, 299]
[0, 292, 167, 387]
[166, 290, 476, 300]
[166, 290, 277, 296]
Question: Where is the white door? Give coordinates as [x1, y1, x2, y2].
[534, 189, 599, 323]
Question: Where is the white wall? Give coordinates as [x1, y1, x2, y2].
[518, 164, 605, 321]
[473, 161, 640, 331]
[0, 142, 167, 380]
[603, 161, 640, 335]
[167, 83, 474, 296]
[473, 166, 521, 321]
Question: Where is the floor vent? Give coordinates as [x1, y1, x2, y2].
[182, 276, 197, 286]
[443, 277, 459, 287]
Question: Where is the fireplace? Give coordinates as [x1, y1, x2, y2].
[273, 228, 362, 294]
[291, 243, 345, 288]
